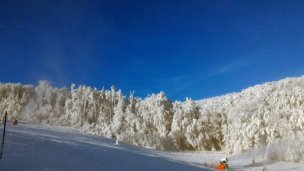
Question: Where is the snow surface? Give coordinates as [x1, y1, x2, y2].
[1, 123, 304, 171]
[0, 123, 206, 171]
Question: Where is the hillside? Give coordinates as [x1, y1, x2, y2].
[1, 123, 206, 171]
[1, 76, 304, 163]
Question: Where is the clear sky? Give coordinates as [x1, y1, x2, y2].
[0, 0, 304, 101]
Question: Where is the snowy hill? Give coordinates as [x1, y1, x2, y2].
[1, 123, 304, 171]
[1, 76, 304, 163]
[0, 123, 206, 171]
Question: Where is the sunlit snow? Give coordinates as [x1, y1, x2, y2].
[1, 123, 304, 171]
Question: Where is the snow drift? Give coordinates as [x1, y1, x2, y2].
[1, 76, 304, 163]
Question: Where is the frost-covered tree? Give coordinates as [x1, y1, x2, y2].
[170, 98, 200, 150]
[0, 83, 34, 121]
[111, 89, 126, 138]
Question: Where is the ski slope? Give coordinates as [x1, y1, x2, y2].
[1, 123, 304, 171]
[0, 123, 209, 171]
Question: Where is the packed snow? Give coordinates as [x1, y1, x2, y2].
[0, 76, 304, 166]
[1, 123, 304, 171]
[0, 123, 206, 171]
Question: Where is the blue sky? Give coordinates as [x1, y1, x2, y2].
[0, 0, 304, 101]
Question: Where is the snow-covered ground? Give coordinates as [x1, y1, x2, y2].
[158, 150, 304, 171]
[1, 123, 304, 171]
[0, 123, 207, 171]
